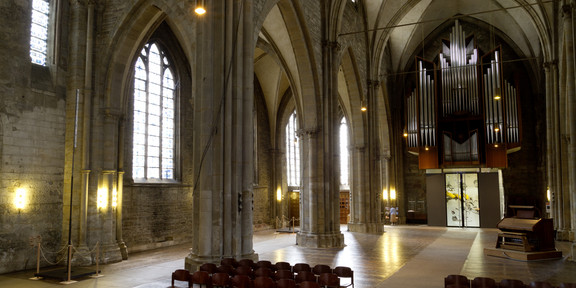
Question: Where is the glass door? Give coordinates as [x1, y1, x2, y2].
[445, 173, 480, 227]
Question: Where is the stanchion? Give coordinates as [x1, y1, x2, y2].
[60, 245, 77, 285]
[292, 217, 295, 233]
[29, 236, 43, 280]
[90, 242, 104, 278]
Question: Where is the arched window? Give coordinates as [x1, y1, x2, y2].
[30, 0, 49, 66]
[286, 111, 300, 188]
[340, 117, 349, 187]
[132, 42, 176, 181]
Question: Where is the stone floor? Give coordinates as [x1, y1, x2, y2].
[1, 225, 575, 287]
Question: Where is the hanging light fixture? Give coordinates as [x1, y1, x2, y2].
[360, 99, 367, 112]
[195, 0, 206, 15]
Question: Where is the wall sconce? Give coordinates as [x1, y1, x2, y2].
[14, 187, 27, 210]
[276, 188, 282, 202]
[403, 128, 408, 138]
[97, 187, 108, 210]
[111, 188, 118, 208]
[546, 187, 550, 202]
[382, 189, 388, 201]
[194, 0, 206, 15]
[360, 99, 367, 112]
[494, 87, 502, 100]
[390, 189, 397, 200]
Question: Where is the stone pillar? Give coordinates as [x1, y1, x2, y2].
[186, 0, 256, 270]
[296, 129, 345, 248]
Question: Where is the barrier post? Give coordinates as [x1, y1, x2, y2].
[60, 245, 77, 284]
[29, 237, 43, 280]
[91, 242, 104, 278]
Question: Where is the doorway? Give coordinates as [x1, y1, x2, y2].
[445, 173, 480, 227]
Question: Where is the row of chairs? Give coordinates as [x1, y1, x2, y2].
[198, 259, 353, 287]
[172, 269, 341, 287]
[445, 274, 576, 288]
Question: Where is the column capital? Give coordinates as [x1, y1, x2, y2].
[562, 4, 573, 17]
[543, 60, 558, 70]
[296, 128, 320, 139]
[323, 41, 341, 52]
[368, 79, 380, 89]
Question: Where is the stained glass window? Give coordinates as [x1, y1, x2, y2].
[286, 111, 300, 187]
[30, 0, 49, 66]
[340, 117, 349, 187]
[132, 42, 176, 180]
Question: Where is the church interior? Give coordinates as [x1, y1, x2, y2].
[1, 0, 576, 287]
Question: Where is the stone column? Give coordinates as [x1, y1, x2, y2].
[544, 61, 562, 225]
[186, 0, 256, 270]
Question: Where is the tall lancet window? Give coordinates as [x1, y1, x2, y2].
[286, 111, 300, 188]
[132, 42, 176, 181]
[30, 0, 50, 66]
[339, 117, 349, 188]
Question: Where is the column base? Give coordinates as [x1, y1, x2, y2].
[185, 251, 259, 272]
[556, 229, 574, 241]
[347, 222, 385, 234]
[99, 243, 123, 264]
[296, 232, 344, 248]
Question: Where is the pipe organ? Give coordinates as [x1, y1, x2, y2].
[406, 21, 521, 169]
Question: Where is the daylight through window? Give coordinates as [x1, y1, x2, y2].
[30, 0, 49, 66]
[286, 111, 300, 187]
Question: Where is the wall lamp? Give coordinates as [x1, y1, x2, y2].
[195, 0, 206, 15]
[14, 187, 27, 210]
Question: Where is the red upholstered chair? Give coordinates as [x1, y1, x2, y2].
[471, 277, 497, 288]
[231, 274, 252, 288]
[299, 281, 321, 288]
[218, 264, 236, 276]
[190, 270, 212, 288]
[200, 263, 219, 275]
[445, 274, 470, 288]
[318, 272, 340, 288]
[292, 263, 312, 274]
[274, 269, 294, 281]
[253, 276, 276, 288]
[221, 257, 239, 268]
[312, 264, 332, 277]
[333, 266, 354, 288]
[172, 269, 191, 288]
[212, 272, 232, 288]
[276, 278, 297, 288]
[254, 267, 274, 278]
[235, 265, 254, 278]
[295, 271, 316, 284]
[499, 279, 526, 288]
[275, 261, 292, 272]
[528, 282, 554, 288]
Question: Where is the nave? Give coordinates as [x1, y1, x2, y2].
[1, 225, 575, 288]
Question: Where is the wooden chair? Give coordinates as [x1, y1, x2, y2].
[221, 257, 239, 268]
[218, 264, 236, 276]
[445, 274, 470, 288]
[295, 271, 316, 284]
[274, 269, 294, 281]
[200, 263, 219, 275]
[318, 272, 340, 288]
[254, 267, 274, 278]
[172, 269, 191, 288]
[276, 278, 297, 288]
[292, 263, 312, 274]
[256, 260, 274, 270]
[231, 274, 252, 288]
[212, 272, 232, 288]
[253, 276, 277, 288]
[500, 279, 526, 288]
[234, 265, 254, 278]
[190, 270, 212, 288]
[528, 281, 554, 288]
[333, 266, 354, 288]
[312, 264, 332, 277]
[275, 261, 292, 272]
[238, 258, 256, 269]
[299, 281, 321, 288]
[471, 277, 497, 288]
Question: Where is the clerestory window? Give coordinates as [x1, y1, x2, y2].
[340, 117, 349, 187]
[132, 42, 176, 181]
[30, 0, 50, 66]
[286, 110, 300, 188]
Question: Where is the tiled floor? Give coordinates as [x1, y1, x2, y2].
[1, 225, 575, 287]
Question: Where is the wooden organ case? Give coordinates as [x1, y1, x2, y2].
[485, 206, 562, 260]
[405, 20, 522, 169]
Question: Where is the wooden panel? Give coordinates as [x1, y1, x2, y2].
[289, 192, 300, 226]
[339, 191, 350, 224]
[419, 146, 439, 169]
[486, 145, 507, 168]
